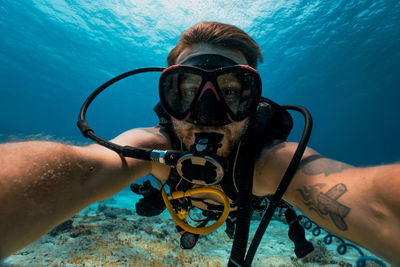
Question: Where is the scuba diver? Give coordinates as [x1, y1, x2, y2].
[0, 21, 399, 266]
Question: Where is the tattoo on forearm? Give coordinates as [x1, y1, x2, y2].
[299, 155, 353, 177]
[297, 183, 350, 231]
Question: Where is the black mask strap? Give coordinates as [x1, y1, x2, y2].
[182, 54, 238, 69]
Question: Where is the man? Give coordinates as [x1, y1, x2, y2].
[0, 22, 399, 265]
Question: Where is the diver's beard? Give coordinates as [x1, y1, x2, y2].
[171, 119, 249, 158]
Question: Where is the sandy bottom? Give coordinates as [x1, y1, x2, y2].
[2, 200, 386, 267]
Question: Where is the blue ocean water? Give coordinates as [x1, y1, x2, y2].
[0, 1, 399, 265]
[1, 0, 399, 166]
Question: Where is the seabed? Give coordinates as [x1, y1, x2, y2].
[3, 202, 380, 267]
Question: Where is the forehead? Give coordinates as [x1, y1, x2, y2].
[176, 43, 248, 65]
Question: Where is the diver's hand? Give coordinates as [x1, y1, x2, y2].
[254, 142, 400, 265]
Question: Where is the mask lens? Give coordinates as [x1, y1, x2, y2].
[179, 73, 202, 102]
[161, 71, 202, 117]
[216, 71, 259, 119]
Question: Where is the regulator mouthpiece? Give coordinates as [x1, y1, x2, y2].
[176, 132, 227, 186]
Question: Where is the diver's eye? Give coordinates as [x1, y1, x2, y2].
[179, 73, 202, 99]
[180, 82, 198, 97]
[223, 88, 240, 96]
[182, 87, 197, 97]
[217, 73, 242, 100]
[221, 88, 241, 101]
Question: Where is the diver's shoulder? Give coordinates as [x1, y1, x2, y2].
[110, 127, 171, 149]
[253, 141, 320, 195]
[260, 141, 294, 156]
[118, 126, 168, 138]
[259, 141, 319, 162]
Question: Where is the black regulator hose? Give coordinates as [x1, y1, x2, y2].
[227, 113, 263, 267]
[77, 67, 183, 163]
[243, 105, 312, 266]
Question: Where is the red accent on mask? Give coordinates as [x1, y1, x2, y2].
[197, 81, 221, 101]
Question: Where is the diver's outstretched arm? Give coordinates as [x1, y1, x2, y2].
[0, 127, 170, 259]
[254, 142, 400, 265]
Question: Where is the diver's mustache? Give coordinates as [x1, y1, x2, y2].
[183, 125, 230, 135]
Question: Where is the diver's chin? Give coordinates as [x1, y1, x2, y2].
[171, 118, 249, 158]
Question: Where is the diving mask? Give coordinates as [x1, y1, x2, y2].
[159, 54, 262, 126]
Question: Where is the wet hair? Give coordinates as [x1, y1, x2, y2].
[167, 21, 263, 68]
